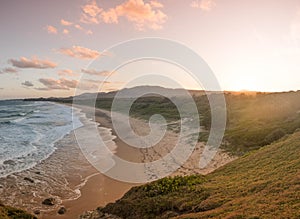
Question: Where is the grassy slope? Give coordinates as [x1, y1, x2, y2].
[224, 91, 300, 155]
[100, 131, 300, 219]
[58, 91, 300, 155]
[114, 91, 300, 155]
[0, 202, 36, 219]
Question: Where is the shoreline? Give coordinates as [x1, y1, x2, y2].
[0, 103, 236, 219]
[0, 104, 137, 219]
[71, 104, 236, 179]
[42, 105, 140, 219]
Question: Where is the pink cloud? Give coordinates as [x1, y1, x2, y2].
[61, 19, 73, 26]
[102, 8, 119, 23]
[150, 1, 164, 8]
[64, 23, 92, 35]
[80, 0, 103, 24]
[63, 29, 70, 34]
[58, 46, 100, 59]
[38, 77, 110, 91]
[0, 67, 18, 74]
[80, 0, 167, 30]
[74, 24, 92, 35]
[46, 25, 58, 34]
[38, 78, 78, 90]
[83, 79, 111, 84]
[107, 0, 167, 30]
[9, 57, 57, 69]
[57, 69, 79, 77]
[81, 68, 114, 76]
[75, 24, 83, 30]
[47, 19, 88, 36]
[190, 0, 216, 11]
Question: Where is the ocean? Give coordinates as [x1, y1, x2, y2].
[0, 100, 83, 178]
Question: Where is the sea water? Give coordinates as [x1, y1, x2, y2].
[0, 100, 83, 178]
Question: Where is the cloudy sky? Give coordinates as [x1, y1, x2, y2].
[1, 0, 300, 99]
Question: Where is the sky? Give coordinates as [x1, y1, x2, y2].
[0, 0, 300, 99]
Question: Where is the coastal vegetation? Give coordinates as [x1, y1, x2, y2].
[96, 130, 300, 218]
[49, 88, 300, 155]
[0, 202, 36, 219]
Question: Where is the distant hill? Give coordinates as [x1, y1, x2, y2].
[69, 86, 207, 101]
[24, 86, 208, 102]
[89, 130, 300, 219]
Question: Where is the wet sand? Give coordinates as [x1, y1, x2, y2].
[0, 106, 139, 219]
[0, 104, 236, 219]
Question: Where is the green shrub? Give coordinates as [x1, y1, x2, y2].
[143, 175, 206, 197]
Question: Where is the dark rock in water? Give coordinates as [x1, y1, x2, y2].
[3, 160, 16, 165]
[42, 198, 55, 206]
[33, 209, 40, 215]
[58, 206, 67, 215]
[24, 177, 34, 183]
[35, 171, 41, 175]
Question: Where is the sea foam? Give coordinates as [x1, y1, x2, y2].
[0, 100, 83, 178]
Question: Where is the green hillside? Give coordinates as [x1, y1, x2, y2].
[224, 91, 300, 155]
[54, 90, 300, 155]
[98, 130, 300, 219]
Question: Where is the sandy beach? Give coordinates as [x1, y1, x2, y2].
[79, 105, 236, 176]
[0, 104, 236, 219]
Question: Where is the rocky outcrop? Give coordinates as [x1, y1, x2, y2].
[58, 206, 67, 214]
[42, 197, 55, 206]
